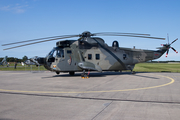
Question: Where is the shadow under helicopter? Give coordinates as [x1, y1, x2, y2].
[42, 72, 159, 79]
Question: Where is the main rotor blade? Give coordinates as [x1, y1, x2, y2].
[3, 35, 79, 50]
[2, 34, 78, 46]
[93, 32, 150, 36]
[93, 32, 165, 40]
[2, 31, 166, 50]
[109, 34, 165, 40]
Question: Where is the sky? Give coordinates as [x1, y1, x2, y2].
[0, 0, 180, 61]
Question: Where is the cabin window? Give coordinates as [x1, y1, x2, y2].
[67, 50, 72, 54]
[123, 54, 127, 60]
[88, 54, 92, 60]
[96, 54, 100, 60]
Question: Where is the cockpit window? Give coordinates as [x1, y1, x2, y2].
[48, 49, 55, 57]
[53, 50, 57, 57]
[47, 48, 64, 58]
[57, 50, 61, 57]
[55, 49, 64, 58]
[60, 50, 64, 58]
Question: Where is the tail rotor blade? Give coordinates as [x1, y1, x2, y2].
[170, 38, 178, 45]
[171, 47, 178, 53]
[167, 33, 169, 44]
[166, 49, 169, 57]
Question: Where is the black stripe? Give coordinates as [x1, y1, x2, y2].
[93, 38, 126, 69]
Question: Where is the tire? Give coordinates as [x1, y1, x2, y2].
[69, 72, 75, 76]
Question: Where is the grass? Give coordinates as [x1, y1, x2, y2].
[0, 63, 180, 73]
[134, 63, 180, 73]
[0, 63, 46, 71]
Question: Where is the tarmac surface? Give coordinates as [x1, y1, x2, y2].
[0, 71, 180, 120]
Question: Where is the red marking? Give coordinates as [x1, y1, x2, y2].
[166, 54, 168, 57]
[68, 56, 72, 65]
[88, 71, 90, 75]
[155, 54, 159, 56]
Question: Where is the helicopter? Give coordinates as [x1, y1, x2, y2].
[24, 56, 41, 66]
[0, 56, 8, 67]
[2, 31, 178, 78]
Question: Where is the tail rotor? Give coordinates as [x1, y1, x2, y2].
[161, 35, 178, 57]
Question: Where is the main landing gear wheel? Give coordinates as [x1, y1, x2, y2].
[81, 70, 89, 79]
[131, 70, 136, 74]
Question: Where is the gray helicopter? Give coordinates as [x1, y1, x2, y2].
[24, 56, 41, 66]
[2, 31, 178, 78]
[0, 56, 9, 67]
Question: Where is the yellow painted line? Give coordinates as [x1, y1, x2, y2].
[0, 75, 175, 94]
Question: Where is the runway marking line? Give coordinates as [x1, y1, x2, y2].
[0, 75, 175, 94]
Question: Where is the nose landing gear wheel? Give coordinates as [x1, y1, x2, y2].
[56, 71, 60, 75]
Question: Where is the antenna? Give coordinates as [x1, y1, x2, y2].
[167, 33, 169, 44]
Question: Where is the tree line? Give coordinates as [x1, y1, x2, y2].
[0, 56, 28, 62]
